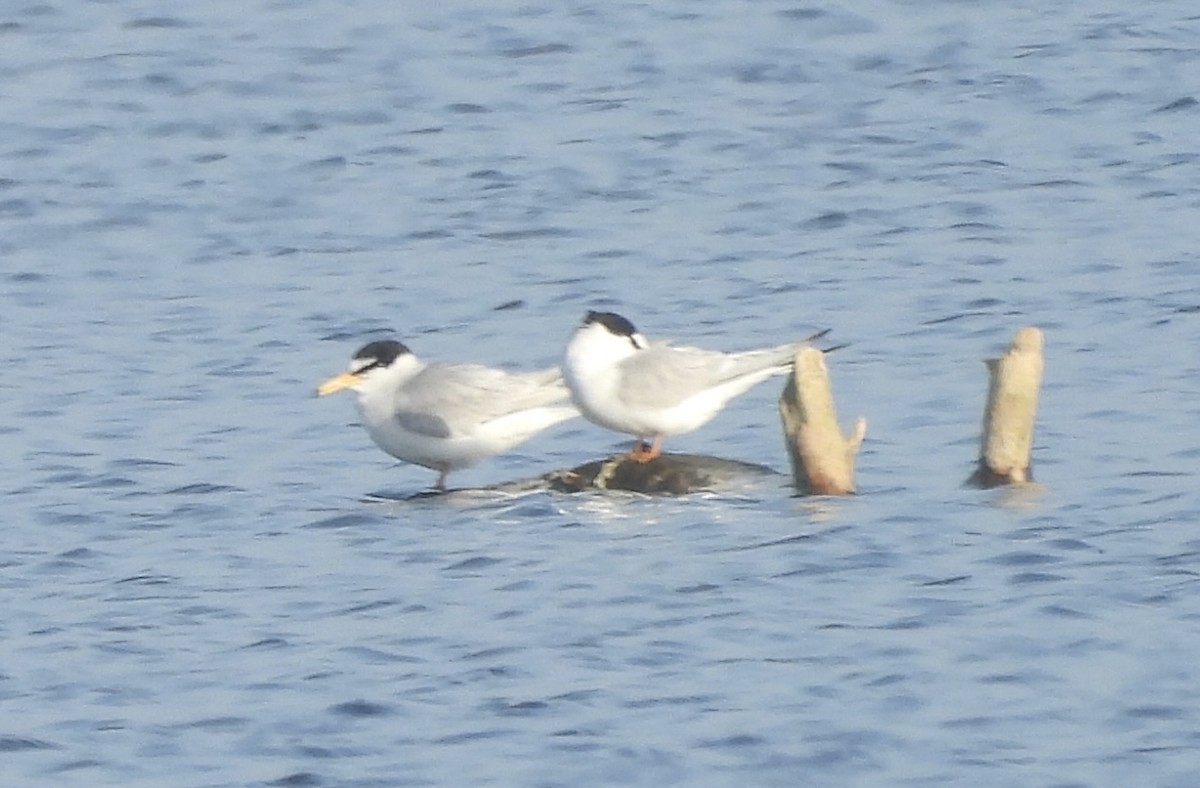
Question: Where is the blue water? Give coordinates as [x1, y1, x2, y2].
[3, 1, 1200, 785]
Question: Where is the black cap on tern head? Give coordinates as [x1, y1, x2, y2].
[584, 310, 638, 338]
[352, 339, 411, 369]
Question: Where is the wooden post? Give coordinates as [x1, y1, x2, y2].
[778, 347, 866, 495]
[970, 327, 1044, 487]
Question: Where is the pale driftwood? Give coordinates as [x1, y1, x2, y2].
[970, 326, 1044, 487]
[543, 453, 775, 495]
[778, 347, 866, 495]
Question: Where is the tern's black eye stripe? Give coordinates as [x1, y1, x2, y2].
[357, 359, 384, 373]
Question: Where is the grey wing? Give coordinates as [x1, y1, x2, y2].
[392, 409, 453, 439]
[615, 346, 734, 410]
[396, 364, 568, 437]
[616, 343, 799, 410]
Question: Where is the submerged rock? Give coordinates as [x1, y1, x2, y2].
[542, 453, 777, 495]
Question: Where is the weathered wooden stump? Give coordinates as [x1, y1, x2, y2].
[969, 326, 1044, 487]
[777, 346, 866, 495]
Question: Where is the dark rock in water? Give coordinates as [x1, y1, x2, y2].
[543, 453, 777, 495]
[362, 455, 779, 499]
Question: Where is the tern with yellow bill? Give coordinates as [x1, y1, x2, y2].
[318, 340, 578, 491]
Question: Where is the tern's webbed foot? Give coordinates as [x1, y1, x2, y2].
[628, 436, 663, 464]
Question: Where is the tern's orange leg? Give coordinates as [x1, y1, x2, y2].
[629, 434, 663, 463]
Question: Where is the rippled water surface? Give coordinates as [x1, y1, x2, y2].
[4, 1, 1200, 785]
